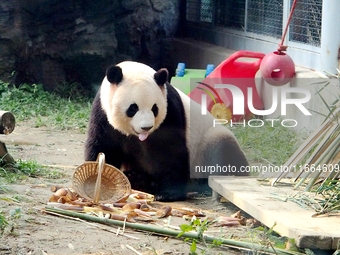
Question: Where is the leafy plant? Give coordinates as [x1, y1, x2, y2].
[9, 208, 21, 219]
[52, 81, 86, 100]
[309, 179, 340, 216]
[178, 218, 214, 254]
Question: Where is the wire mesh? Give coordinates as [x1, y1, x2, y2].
[215, 0, 245, 30]
[200, 0, 213, 22]
[186, 0, 213, 23]
[185, 0, 322, 47]
[289, 0, 322, 46]
[246, 0, 283, 38]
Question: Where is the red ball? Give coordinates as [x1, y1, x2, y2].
[260, 51, 295, 86]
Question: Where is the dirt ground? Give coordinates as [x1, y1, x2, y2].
[0, 124, 259, 255]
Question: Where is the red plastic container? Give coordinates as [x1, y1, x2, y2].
[189, 50, 265, 121]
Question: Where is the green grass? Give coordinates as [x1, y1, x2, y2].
[0, 81, 92, 132]
[0, 210, 7, 234]
[231, 120, 300, 166]
[0, 159, 64, 183]
[0, 80, 85, 185]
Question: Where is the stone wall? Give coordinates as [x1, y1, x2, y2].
[0, 0, 180, 90]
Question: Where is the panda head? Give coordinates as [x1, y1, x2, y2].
[100, 61, 168, 141]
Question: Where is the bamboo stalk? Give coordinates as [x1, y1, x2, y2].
[293, 124, 339, 190]
[305, 138, 340, 191]
[271, 119, 334, 185]
[274, 108, 340, 186]
[314, 147, 340, 182]
[330, 158, 340, 180]
[45, 207, 305, 255]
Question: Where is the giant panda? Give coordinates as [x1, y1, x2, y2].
[84, 61, 248, 202]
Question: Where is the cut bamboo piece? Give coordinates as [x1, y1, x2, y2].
[0, 111, 15, 135]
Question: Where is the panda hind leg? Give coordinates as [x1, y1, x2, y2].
[189, 126, 249, 193]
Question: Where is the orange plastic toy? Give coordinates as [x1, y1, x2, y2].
[189, 50, 265, 122]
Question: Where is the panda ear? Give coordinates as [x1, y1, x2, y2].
[154, 68, 168, 86]
[106, 65, 123, 84]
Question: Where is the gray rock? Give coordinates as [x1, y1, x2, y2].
[0, 0, 180, 90]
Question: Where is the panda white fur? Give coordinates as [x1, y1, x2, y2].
[85, 61, 248, 202]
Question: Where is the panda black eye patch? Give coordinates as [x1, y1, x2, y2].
[126, 103, 139, 117]
[152, 104, 158, 117]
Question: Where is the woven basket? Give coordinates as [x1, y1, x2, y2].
[72, 153, 131, 203]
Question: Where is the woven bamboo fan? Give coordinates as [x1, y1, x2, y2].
[72, 153, 131, 203]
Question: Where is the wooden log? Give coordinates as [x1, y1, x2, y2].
[0, 141, 15, 164]
[0, 111, 15, 135]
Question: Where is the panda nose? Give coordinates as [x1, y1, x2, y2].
[141, 126, 153, 131]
